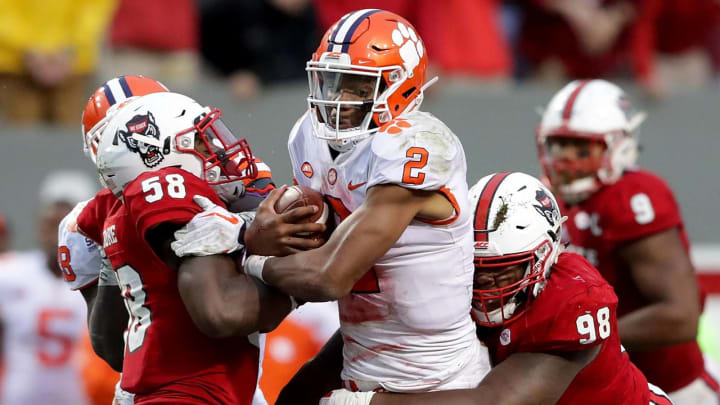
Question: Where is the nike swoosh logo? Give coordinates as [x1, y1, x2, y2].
[348, 181, 367, 191]
[200, 212, 239, 224]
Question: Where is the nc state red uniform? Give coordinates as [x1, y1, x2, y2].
[100, 167, 259, 404]
[563, 169, 704, 392]
[479, 253, 656, 405]
[76, 188, 122, 246]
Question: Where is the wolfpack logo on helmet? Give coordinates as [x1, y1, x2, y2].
[533, 188, 559, 226]
[114, 112, 167, 168]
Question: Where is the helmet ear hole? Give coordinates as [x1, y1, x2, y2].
[401, 87, 416, 99]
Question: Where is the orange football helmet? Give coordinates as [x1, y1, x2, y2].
[306, 9, 433, 151]
[81, 75, 168, 163]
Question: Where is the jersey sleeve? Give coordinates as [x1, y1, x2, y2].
[525, 267, 619, 353]
[123, 167, 227, 237]
[602, 171, 682, 242]
[76, 196, 103, 245]
[367, 114, 459, 191]
[58, 201, 101, 290]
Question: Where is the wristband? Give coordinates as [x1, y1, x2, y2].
[244, 254, 271, 283]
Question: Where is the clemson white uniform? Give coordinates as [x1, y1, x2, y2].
[0, 251, 89, 405]
[288, 110, 490, 392]
[58, 200, 104, 290]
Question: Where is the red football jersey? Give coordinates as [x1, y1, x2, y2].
[563, 169, 704, 392]
[478, 252, 650, 404]
[76, 188, 122, 245]
[103, 167, 259, 405]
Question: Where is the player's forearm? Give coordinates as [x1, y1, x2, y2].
[179, 256, 268, 337]
[89, 286, 127, 372]
[263, 251, 346, 302]
[618, 303, 698, 350]
[371, 390, 482, 405]
[80, 285, 98, 324]
[251, 278, 294, 333]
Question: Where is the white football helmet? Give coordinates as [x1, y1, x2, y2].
[469, 172, 566, 326]
[536, 79, 646, 203]
[96, 92, 257, 202]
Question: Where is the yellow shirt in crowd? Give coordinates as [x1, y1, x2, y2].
[0, 0, 116, 74]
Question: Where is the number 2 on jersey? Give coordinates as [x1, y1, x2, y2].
[402, 147, 428, 185]
[576, 306, 611, 344]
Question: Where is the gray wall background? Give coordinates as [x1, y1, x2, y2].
[1, 79, 718, 250]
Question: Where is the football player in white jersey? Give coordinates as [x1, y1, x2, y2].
[172, 9, 490, 396]
[0, 172, 94, 405]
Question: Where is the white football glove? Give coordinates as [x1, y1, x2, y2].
[319, 389, 376, 405]
[111, 380, 134, 405]
[171, 195, 252, 257]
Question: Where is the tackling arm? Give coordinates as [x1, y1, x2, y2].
[88, 285, 128, 372]
[616, 227, 700, 350]
[149, 223, 293, 338]
[368, 347, 599, 405]
[79, 285, 97, 324]
[250, 184, 446, 302]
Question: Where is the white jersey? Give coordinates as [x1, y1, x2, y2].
[288, 110, 490, 392]
[0, 251, 89, 405]
[58, 200, 102, 290]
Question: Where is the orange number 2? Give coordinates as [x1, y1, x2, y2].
[402, 147, 428, 185]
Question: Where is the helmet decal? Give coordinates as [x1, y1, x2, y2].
[533, 188, 560, 227]
[392, 22, 423, 76]
[326, 9, 381, 53]
[473, 171, 512, 244]
[114, 112, 166, 168]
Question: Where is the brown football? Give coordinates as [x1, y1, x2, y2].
[274, 185, 332, 238]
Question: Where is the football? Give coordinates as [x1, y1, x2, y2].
[274, 185, 332, 238]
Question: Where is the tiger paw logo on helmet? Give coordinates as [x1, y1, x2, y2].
[391, 22, 424, 77]
[113, 112, 168, 168]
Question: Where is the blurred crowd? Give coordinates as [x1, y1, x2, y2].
[0, 0, 718, 125]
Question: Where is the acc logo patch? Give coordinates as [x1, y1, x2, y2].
[500, 328, 511, 346]
[328, 168, 337, 186]
[113, 112, 168, 168]
[474, 241, 489, 249]
[301, 162, 314, 178]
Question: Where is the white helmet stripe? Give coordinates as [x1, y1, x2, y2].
[104, 78, 130, 106]
[329, 9, 380, 53]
